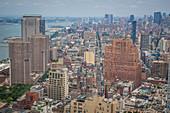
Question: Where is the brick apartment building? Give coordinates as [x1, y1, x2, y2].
[104, 38, 142, 88]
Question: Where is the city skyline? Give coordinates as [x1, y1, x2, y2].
[0, 0, 169, 17]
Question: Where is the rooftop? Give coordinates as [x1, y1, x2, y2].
[23, 14, 41, 17]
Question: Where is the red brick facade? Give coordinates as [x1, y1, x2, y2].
[104, 38, 142, 88]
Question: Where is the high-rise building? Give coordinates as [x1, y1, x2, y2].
[9, 39, 31, 85]
[29, 34, 49, 73]
[154, 12, 162, 25]
[104, 38, 142, 88]
[22, 14, 45, 42]
[163, 13, 166, 17]
[109, 14, 113, 24]
[131, 21, 136, 45]
[104, 14, 109, 24]
[47, 68, 69, 100]
[140, 34, 149, 51]
[130, 15, 134, 22]
[9, 14, 48, 85]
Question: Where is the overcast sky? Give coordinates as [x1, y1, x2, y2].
[0, 0, 169, 17]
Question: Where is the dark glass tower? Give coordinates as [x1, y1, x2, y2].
[131, 20, 136, 45]
[110, 14, 113, 24]
[154, 12, 162, 25]
[130, 15, 134, 22]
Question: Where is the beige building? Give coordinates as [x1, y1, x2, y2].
[84, 51, 95, 65]
[47, 68, 69, 100]
[22, 14, 45, 42]
[84, 30, 96, 40]
[64, 95, 119, 113]
[50, 46, 58, 60]
[51, 58, 64, 70]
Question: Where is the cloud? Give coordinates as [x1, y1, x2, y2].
[130, 5, 137, 8]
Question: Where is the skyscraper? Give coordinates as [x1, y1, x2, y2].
[22, 14, 45, 42]
[130, 15, 134, 22]
[109, 14, 113, 24]
[9, 39, 31, 85]
[9, 14, 48, 85]
[48, 68, 69, 100]
[131, 21, 136, 45]
[154, 12, 162, 25]
[104, 38, 142, 88]
[29, 34, 49, 73]
[140, 34, 149, 51]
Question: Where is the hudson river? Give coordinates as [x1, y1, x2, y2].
[0, 21, 72, 61]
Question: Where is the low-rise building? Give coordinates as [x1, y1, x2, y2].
[64, 95, 120, 113]
[30, 85, 44, 98]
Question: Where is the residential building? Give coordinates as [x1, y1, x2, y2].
[140, 34, 149, 51]
[151, 60, 168, 78]
[22, 14, 45, 42]
[64, 95, 120, 113]
[29, 34, 49, 73]
[84, 51, 95, 65]
[9, 39, 31, 85]
[47, 68, 69, 100]
[50, 46, 58, 60]
[25, 92, 39, 108]
[30, 85, 44, 98]
[104, 38, 142, 88]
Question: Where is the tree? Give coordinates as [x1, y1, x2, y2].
[1, 99, 7, 103]
[7, 97, 13, 103]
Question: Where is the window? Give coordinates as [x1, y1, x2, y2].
[53, 73, 54, 78]
[55, 73, 57, 78]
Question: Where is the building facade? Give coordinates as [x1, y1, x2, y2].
[29, 34, 49, 73]
[9, 39, 31, 85]
[64, 95, 120, 113]
[140, 34, 149, 51]
[131, 21, 136, 45]
[25, 92, 39, 108]
[154, 12, 162, 25]
[104, 38, 142, 88]
[47, 68, 69, 100]
[22, 14, 45, 42]
[84, 51, 95, 65]
[151, 60, 168, 78]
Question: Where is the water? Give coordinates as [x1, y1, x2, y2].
[0, 21, 72, 61]
[0, 24, 21, 61]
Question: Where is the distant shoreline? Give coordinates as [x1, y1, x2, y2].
[0, 23, 20, 25]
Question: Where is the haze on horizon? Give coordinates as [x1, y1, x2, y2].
[0, 0, 169, 17]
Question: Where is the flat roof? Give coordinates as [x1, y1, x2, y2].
[23, 14, 41, 17]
